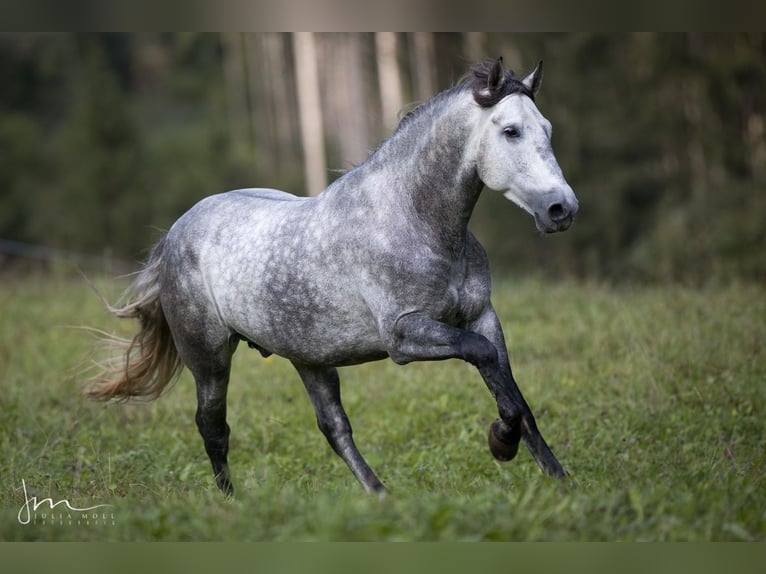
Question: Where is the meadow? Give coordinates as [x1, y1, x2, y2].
[0, 273, 764, 541]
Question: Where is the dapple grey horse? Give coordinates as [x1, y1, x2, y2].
[88, 58, 578, 496]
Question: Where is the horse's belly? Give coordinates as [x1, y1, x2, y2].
[242, 324, 390, 366]
[228, 295, 389, 366]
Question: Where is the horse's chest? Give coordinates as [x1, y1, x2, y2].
[426, 258, 489, 327]
[406, 263, 470, 326]
[428, 282, 462, 324]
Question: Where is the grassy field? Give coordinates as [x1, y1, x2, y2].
[0, 273, 764, 541]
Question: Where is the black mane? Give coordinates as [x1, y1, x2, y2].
[470, 59, 534, 107]
[356, 59, 534, 171]
[392, 60, 531, 134]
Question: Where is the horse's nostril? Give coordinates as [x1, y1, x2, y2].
[548, 203, 567, 222]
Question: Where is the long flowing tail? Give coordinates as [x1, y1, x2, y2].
[86, 236, 183, 401]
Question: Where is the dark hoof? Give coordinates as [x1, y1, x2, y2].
[488, 419, 521, 462]
[216, 471, 234, 498]
[218, 480, 234, 498]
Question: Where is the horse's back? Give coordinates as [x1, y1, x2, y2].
[168, 187, 310, 240]
[187, 187, 307, 215]
[227, 187, 308, 203]
[160, 186, 311, 305]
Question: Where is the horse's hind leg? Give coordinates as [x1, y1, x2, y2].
[293, 363, 385, 495]
[191, 348, 235, 496]
[164, 305, 236, 495]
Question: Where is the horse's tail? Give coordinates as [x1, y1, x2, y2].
[86, 236, 183, 402]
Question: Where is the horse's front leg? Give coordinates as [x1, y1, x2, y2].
[389, 309, 567, 478]
[466, 307, 567, 478]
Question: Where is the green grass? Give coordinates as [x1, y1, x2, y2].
[1, 274, 764, 541]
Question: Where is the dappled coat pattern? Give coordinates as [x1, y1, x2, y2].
[88, 58, 578, 496]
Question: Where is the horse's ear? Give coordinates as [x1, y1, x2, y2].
[522, 60, 543, 97]
[487, 56, 505, 94]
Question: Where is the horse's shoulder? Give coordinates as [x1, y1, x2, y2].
[464, 232, 490, 275]
[458, 232, 492, 319]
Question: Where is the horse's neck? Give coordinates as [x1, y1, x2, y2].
[349, 92, 483, 256]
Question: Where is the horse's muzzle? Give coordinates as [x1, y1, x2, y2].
[536, 195, 578, 233]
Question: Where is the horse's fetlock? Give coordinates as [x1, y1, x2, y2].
[497, 397, 522, 425]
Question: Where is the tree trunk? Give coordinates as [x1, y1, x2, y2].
[411, 32, 436, 102]
[240, 33, 256, 160]
[325, 33, 371, 169]
[464, 32, 486, 64]
[375, 32, 403, 131]
[258, 33, 298, 176]
[293, 32, 327, 196]
[221, 33, 248, 151]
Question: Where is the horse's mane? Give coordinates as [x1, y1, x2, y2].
[345, 59, 534, 175]
[469, 59, 535, 107]
[393, 59, 533, 132]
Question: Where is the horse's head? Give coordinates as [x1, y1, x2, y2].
[472, 58, 578, 233]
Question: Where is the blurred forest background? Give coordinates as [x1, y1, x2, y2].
[1, 32, 764, 283]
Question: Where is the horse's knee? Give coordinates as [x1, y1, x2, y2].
[459, 333, 498, 368]
[387, 349, 414, 365]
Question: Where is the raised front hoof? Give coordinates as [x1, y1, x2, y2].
[488, 419, 521, 462]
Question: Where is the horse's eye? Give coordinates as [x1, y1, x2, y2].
[503, 126, 521, 139]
